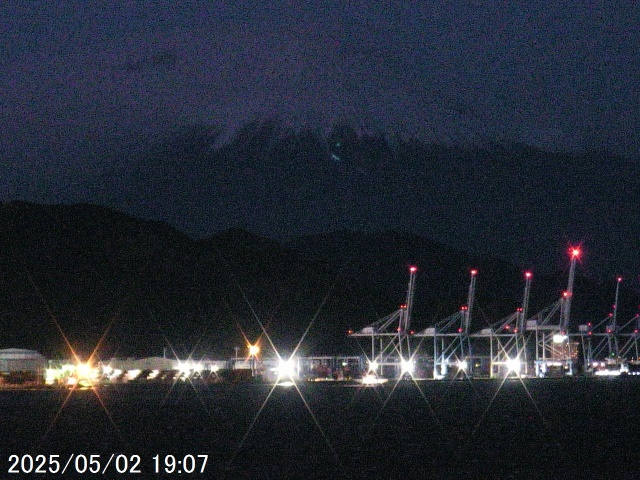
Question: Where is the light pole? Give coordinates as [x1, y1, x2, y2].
[248, 344, 260, 377]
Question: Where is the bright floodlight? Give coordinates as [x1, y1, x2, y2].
[553, 334, 568, 344]
[278, 357, 297, 379]
[457, 360, 468, 371]
[76, 363, 97, 380]
[248, 344, 260, 356]
[400, 359, 414, 374]
[362, 374, 379, 385]
[178, 361, 203, 373]
[369, 360, 379, 372]
[506, 358, 521, 373]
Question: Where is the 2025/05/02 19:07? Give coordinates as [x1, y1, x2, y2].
[6, 454, 209, 475]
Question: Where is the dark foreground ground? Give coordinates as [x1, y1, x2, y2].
[1, 377, 639, 479]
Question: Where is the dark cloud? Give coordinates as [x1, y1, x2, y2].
[1, 1, 638, 158]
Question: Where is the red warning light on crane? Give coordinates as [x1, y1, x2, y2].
[409, 266, 417, 273]
[470, 269, 478, 276]
[525, 271, 532, 279]
[570, 247, 581, 258]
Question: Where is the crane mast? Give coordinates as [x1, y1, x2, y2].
[560, 248, 580, 333]
[398, 266, 418, 358]
[518, 272, 532, 333]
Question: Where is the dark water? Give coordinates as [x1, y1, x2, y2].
[1, 378, 639, 479]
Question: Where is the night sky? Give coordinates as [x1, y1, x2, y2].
[1, 2, 639, 281]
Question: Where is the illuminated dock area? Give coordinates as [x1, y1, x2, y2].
[3, 247, 640, 387]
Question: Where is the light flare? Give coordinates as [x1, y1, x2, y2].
[506, 358, 521, 373]
[401, 359, 414, 374]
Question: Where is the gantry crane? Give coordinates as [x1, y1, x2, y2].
[415, 269, 477, 379]
[579, 276, 622, 373]
[474, 271, 532, 377]
[348, 266, 418, 377]
[527, 247, 580, 377]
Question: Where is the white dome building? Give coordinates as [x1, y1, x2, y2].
[0, 348, 47, 385]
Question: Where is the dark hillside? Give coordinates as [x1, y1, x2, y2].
[0, 202, 637, 360]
